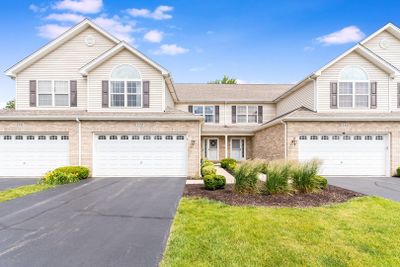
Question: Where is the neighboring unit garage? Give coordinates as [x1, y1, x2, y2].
[298, 134, 389, 176]
[93, 134, 188, 177]
[0, 134, 69, 177]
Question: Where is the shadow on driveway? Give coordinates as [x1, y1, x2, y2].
[327, 176, 400, 201]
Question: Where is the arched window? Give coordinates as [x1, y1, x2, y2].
[339, 66, 368, 81]
[109, 64, 142, 107]
[338, 66, 369, 109]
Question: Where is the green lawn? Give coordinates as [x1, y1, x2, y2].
[161, 197, 400, 267]
[0, 184, 54, 203]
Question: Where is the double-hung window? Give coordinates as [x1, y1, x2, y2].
[236, 105, 258, 123]
[109, 64, 142, 108]
[193, 105, 215, 123]
[338, 81, 369, 108]
[37, 80, 69, 107]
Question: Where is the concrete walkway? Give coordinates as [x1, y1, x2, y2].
[186, 164, 236, 184]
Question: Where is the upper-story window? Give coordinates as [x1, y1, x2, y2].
[237, 105, 258, 123]
[193, 105, 215, 123]
[338, 66, 369, 108]
[37, 80, 69, 107]
[110, 64, 142, 108]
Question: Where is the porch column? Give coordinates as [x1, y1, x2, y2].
[225, 135, 228, 158]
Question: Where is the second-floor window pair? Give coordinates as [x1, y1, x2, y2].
[193, 106, 215, 123]
[37, 80, 69, 107]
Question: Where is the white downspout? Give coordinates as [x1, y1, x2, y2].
[281, 120, 287, 160]
[76, 117, 82, 166]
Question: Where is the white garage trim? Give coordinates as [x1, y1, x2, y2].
[298, 134, 390, 176]
[0, 134, 70, 177]
[93, 133, 188, 177]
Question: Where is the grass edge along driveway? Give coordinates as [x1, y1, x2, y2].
[161, 196, 400, 267]
[0, 184, 54, 203]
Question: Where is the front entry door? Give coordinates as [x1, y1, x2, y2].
[205, 138, 218, 160]
[231, 138, 245, 161]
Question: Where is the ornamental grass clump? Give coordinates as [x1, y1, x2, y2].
[291, 160, 321, 193]
[264, 161, 294, 195]
[234, 160, 263, 194]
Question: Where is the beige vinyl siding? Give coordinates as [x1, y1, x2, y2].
[276, 82, 314, 116]
[363, 30, 400, 70]
[165, 82, 175, 109]
[15, 27, 115, 110]
[317, 51, 390, 112]
[392, 77, 400, 111]
[87, 49, 164, 112]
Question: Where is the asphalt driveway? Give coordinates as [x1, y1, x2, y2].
[0, 177, 186, 267]
[0, 178, 38, 191]
[327, 176, 400, 201]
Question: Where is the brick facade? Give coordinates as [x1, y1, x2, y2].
[252, 123, 285, 160]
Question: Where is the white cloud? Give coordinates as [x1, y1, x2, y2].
[93, 16, 135, 43]
[29, 4, 47, 13]
[54, 0, 103, 14]
[45, 13, 85, 23]
[236, 79, 247, 84]
[37, 24, 70, 39]
[316, 26, 365, 45]
[144, 30, 164, 43]
[206, 30, 214, 35]
[127, 5, 173, 20]
[154, 44, 189, 56]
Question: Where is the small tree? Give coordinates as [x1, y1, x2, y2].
[4, 99, 15, 110]
[208, 75, 237, 84]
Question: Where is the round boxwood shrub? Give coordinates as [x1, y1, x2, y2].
[41, 166, 90, 185]
[204, 174, 226, 190]
[53, 166, 90, 180]
[201, 165, 216, 176]
[397, 167, 400, 177]
[201, 160, 214, 168]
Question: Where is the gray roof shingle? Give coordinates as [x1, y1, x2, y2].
[174, 83, 293, 103]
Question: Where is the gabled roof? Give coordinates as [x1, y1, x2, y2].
[360, 22, 400, 45]
[174, 83, 292, 103]
[274, 23, 400, 102]
[79, 41, 169, 76]
[5, 19, 119, 78]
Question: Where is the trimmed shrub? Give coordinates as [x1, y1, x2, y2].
[201, 160, 214, 168]
[220, 158, 237, 172]
[204, 174, 226, 190]
[201, 165, 216, 176]
[397, 167, 400, 177]
[292, 160, 320, 193]
[41, 171, 80, 185]
[264, 162, 293, 195]
[234, 160, 263, 194]
[41, 166, 90, 185]
[53, 166, 90, 180]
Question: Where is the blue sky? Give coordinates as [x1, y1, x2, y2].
[1, 0, 400, 106]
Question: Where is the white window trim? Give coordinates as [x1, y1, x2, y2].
[193, 105, 216, 123]
[230, 138, 246, 160]
[337, 80, 370, 109]
[37, 80, 70, 107]
[109, 80, 143, 108]
[236, 105, 258, 124]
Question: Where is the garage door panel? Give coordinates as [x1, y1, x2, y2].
[93, 134, 187, 177]
[0, 135, 69, 177]
[299, 135, 388, 176]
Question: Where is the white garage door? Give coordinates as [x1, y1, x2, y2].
[0, 134, 69, 177]
[93, 134, 187, 177]
[298, 134, 388, 176]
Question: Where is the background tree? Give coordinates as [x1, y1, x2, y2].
[4, 99, 15, 110]
[208, 75, 237, 84]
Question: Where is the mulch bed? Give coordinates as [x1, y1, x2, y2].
[184, 184, 364, 207]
